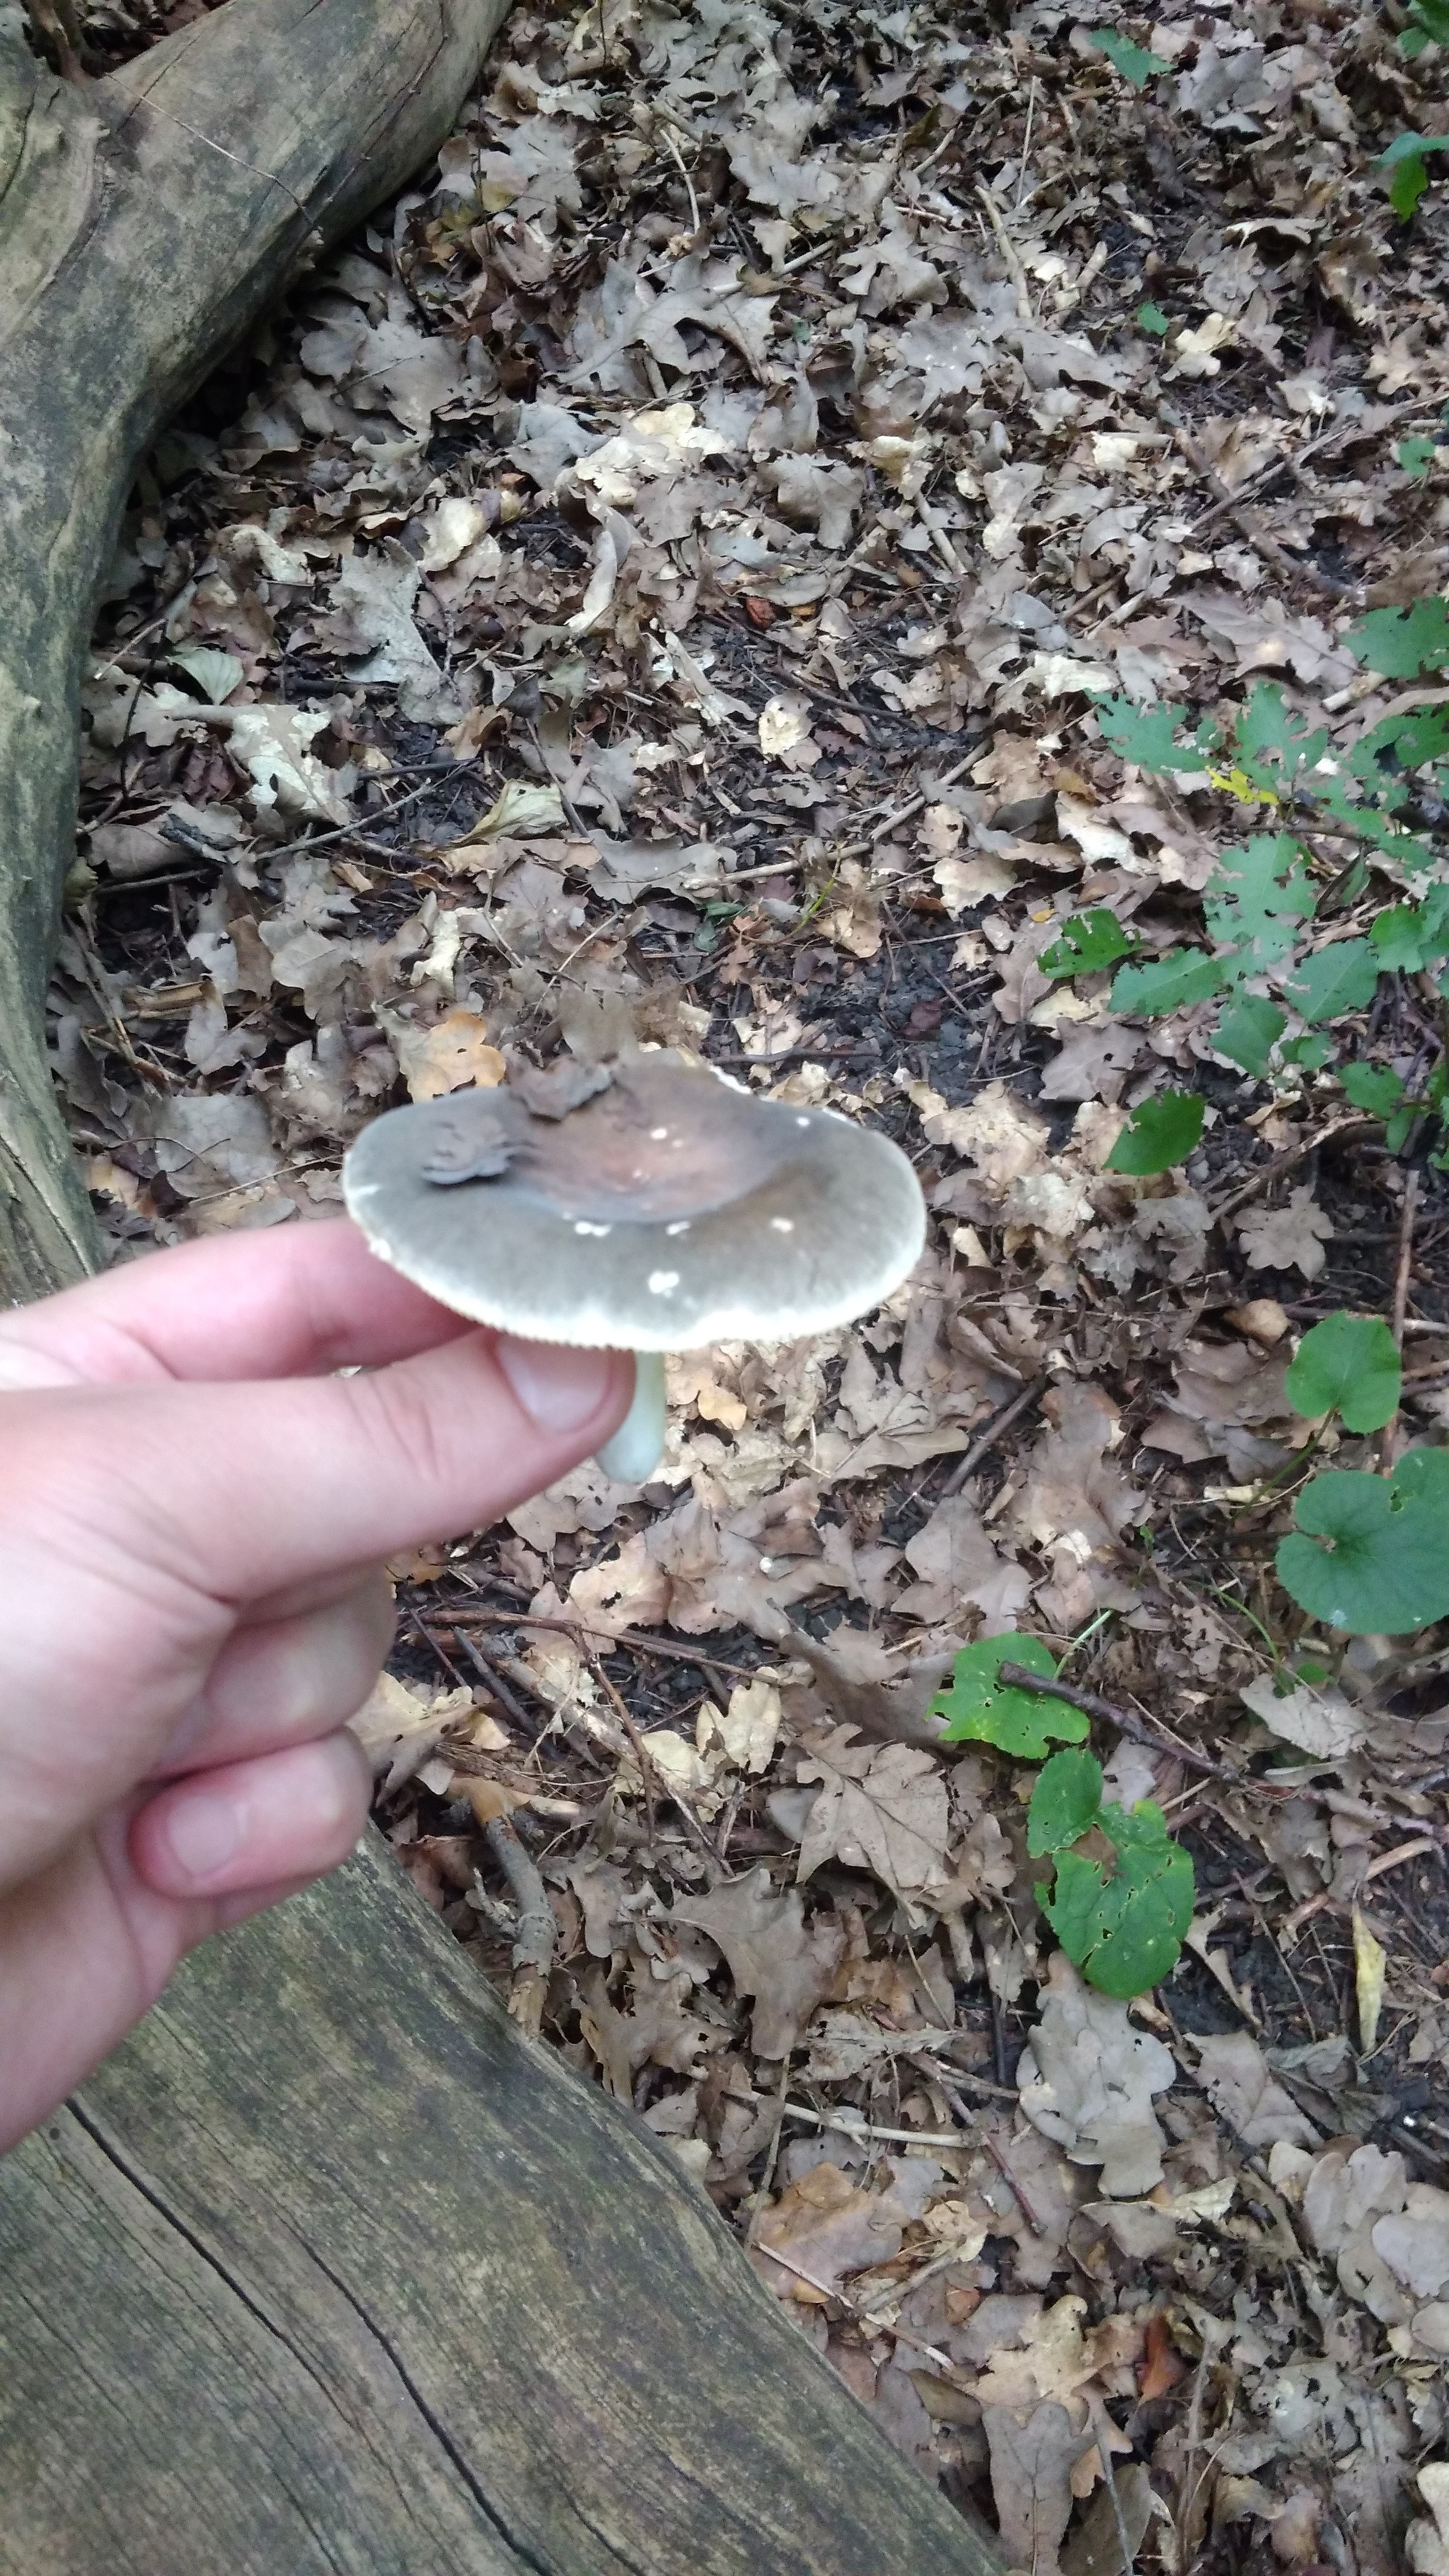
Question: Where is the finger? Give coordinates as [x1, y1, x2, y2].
[149, 1571, 396, 1777]
[0, 1220, 472, 1392]
[129, 1732, 371, 1900]
[15, 1333, 633, 1612]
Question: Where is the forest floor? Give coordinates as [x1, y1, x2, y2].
[57, 0, 1449, 2563]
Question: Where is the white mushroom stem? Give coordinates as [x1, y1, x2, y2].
[596, 1350, 666, 1484]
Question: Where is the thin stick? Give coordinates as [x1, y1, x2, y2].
[449, 1607, 760, 1684]
[1381, 1167, 1421, 1470]
[1158, 399, 1347, 600]
[976, 184, 1033, 323]
[1090, 2397, 1136, 2576]
[995, 1663, 1241, 1784]
[831, 746, 982, 859]
[941, 1373, 1048, 1498]
[745, 2059, 795, 2253]
[482, 1814, 555, 2037]
[1210, 1115, 1375, 1225]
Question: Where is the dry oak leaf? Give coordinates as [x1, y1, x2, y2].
[752, 2159, 914, 2303]
[1017, 1952, 1175, 2200]
[1194, 2029, 1320, 2149]
[893, 1494, 1032, 1628]
[396, 1010, 506, 1102]
[674, 1866, 844, 2060]
[981, 2398, 1097, 2576]
[795, 1725, 951, 1901]
[1236, 1183, 1334, 1280]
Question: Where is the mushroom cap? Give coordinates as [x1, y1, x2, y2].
[342, 1052, 925, 1352]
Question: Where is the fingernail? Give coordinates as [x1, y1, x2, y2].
[495, 1335, 617, 1434]
[163, 1788, 243, 1883]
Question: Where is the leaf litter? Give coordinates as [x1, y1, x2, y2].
[57, 0, 1449, 2558]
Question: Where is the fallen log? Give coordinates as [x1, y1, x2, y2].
[0, 1833, 1006, 2574]
[0, 0, 507, 1299]
[0, 9, 1008, 2567]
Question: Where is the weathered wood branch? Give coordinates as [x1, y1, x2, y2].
[0, 0, 507, 1300]
[0, 1832, 1006, 2573]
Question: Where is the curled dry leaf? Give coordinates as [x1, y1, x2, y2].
[1017, 1952, 1176, 2200]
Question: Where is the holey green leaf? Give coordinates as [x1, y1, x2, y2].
[1091, 26, 1168, 85]
[930, 1636, 1088, 1760]
[1104, 1090, 1205, 1176]
[1286, 1312, 1402, 1431]
[1037, 1798, 1195, 1999]
[1277, 1449, 1449, 1634]
[1027, 1748, 1103, 1857]
[1109, 949, 1225, 1017]
[1348, 594, 1449, 678]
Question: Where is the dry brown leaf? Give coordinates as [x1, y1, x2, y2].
[753, 2159, 914, 2301]
[1017, 1952, 1175, 2199]
[795, 1726, 951, 1901]
[674, 1867, 844, 2059]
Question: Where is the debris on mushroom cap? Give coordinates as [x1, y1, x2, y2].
[342, 1049, 925, 1353]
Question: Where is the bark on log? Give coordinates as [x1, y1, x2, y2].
[0, 0, 507, 1300]
[0, 1832, 1006, 2574]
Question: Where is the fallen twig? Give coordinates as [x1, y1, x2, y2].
[481, 1813, 555, 2038]
[941, 1373, 1049, 1499]
[995, 1663, 1242, 1785]
[1209, 1116, 1376, 1225]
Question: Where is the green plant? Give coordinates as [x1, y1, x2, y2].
[1401, 0, 1449, 55]
[1378, 131, 1449, 216]
[1272, 1312, 1449, 1634]
[1046, 606, 1449, 1174]
[1283, 1312, 1401, 1433]
[1277, 1449, 1449, 1634]
[1090, 28, 1168, 86]
[1136, 299, 1170, 336]
[930, 1651, 1195, 1994]
[1029, 1748, 1195, 1997]
[930, 1636, 1088, 1757]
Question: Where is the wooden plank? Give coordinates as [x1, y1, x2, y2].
[0, 1833, 1005, 2575]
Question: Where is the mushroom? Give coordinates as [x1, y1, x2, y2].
[342, 1051, 925, 1483]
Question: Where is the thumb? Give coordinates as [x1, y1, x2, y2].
[14, 1332, 633, 1612]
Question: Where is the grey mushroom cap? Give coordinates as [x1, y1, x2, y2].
[342, 1052, 925, 1353]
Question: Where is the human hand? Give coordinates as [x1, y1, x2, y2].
[0, 1220, 630, 2151]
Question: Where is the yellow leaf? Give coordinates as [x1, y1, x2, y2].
[1353, 1905, 1387, 2057]
[399, 1010, 506, 1102]
[1206, 766, 1280, 808]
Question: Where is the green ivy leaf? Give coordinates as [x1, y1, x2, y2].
[1094, 695, 1219, 775]
[1038, 1802, 1195, 1997]
[1213, 994, 1286, 1077]
[1282, 939, 1382, 1024]
[1387, 1101, 1421, 1153]
[929, 1636, 1088, 1759]
[1039, 909, 1141, 979]
[1285, 1312, 1402, 1431]
[1348, 595, 1449, 678]
[1231, 684, 1329, 795]
[1104, 1090, 1206, 1175]
[1027, 1748, 1103, 1856]
[1378, 132, 1449, 218]
[1400, 436, 1439, 479]
[1109, 949, 1226, 1016]
[1276, 1449, 1449, 1635]
[1340, 1063, 1408, 1117]
[1091, 27, 1169, 84]
[1203, 833, 1317, 974]
[1136, 299, 1170, 335]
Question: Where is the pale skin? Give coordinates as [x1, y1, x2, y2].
[0, 1220, 631, 2154]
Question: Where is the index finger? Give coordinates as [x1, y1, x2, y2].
[0, 1221, 468, 1390]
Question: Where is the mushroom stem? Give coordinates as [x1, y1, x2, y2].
[596, 1350, 666, 1484]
